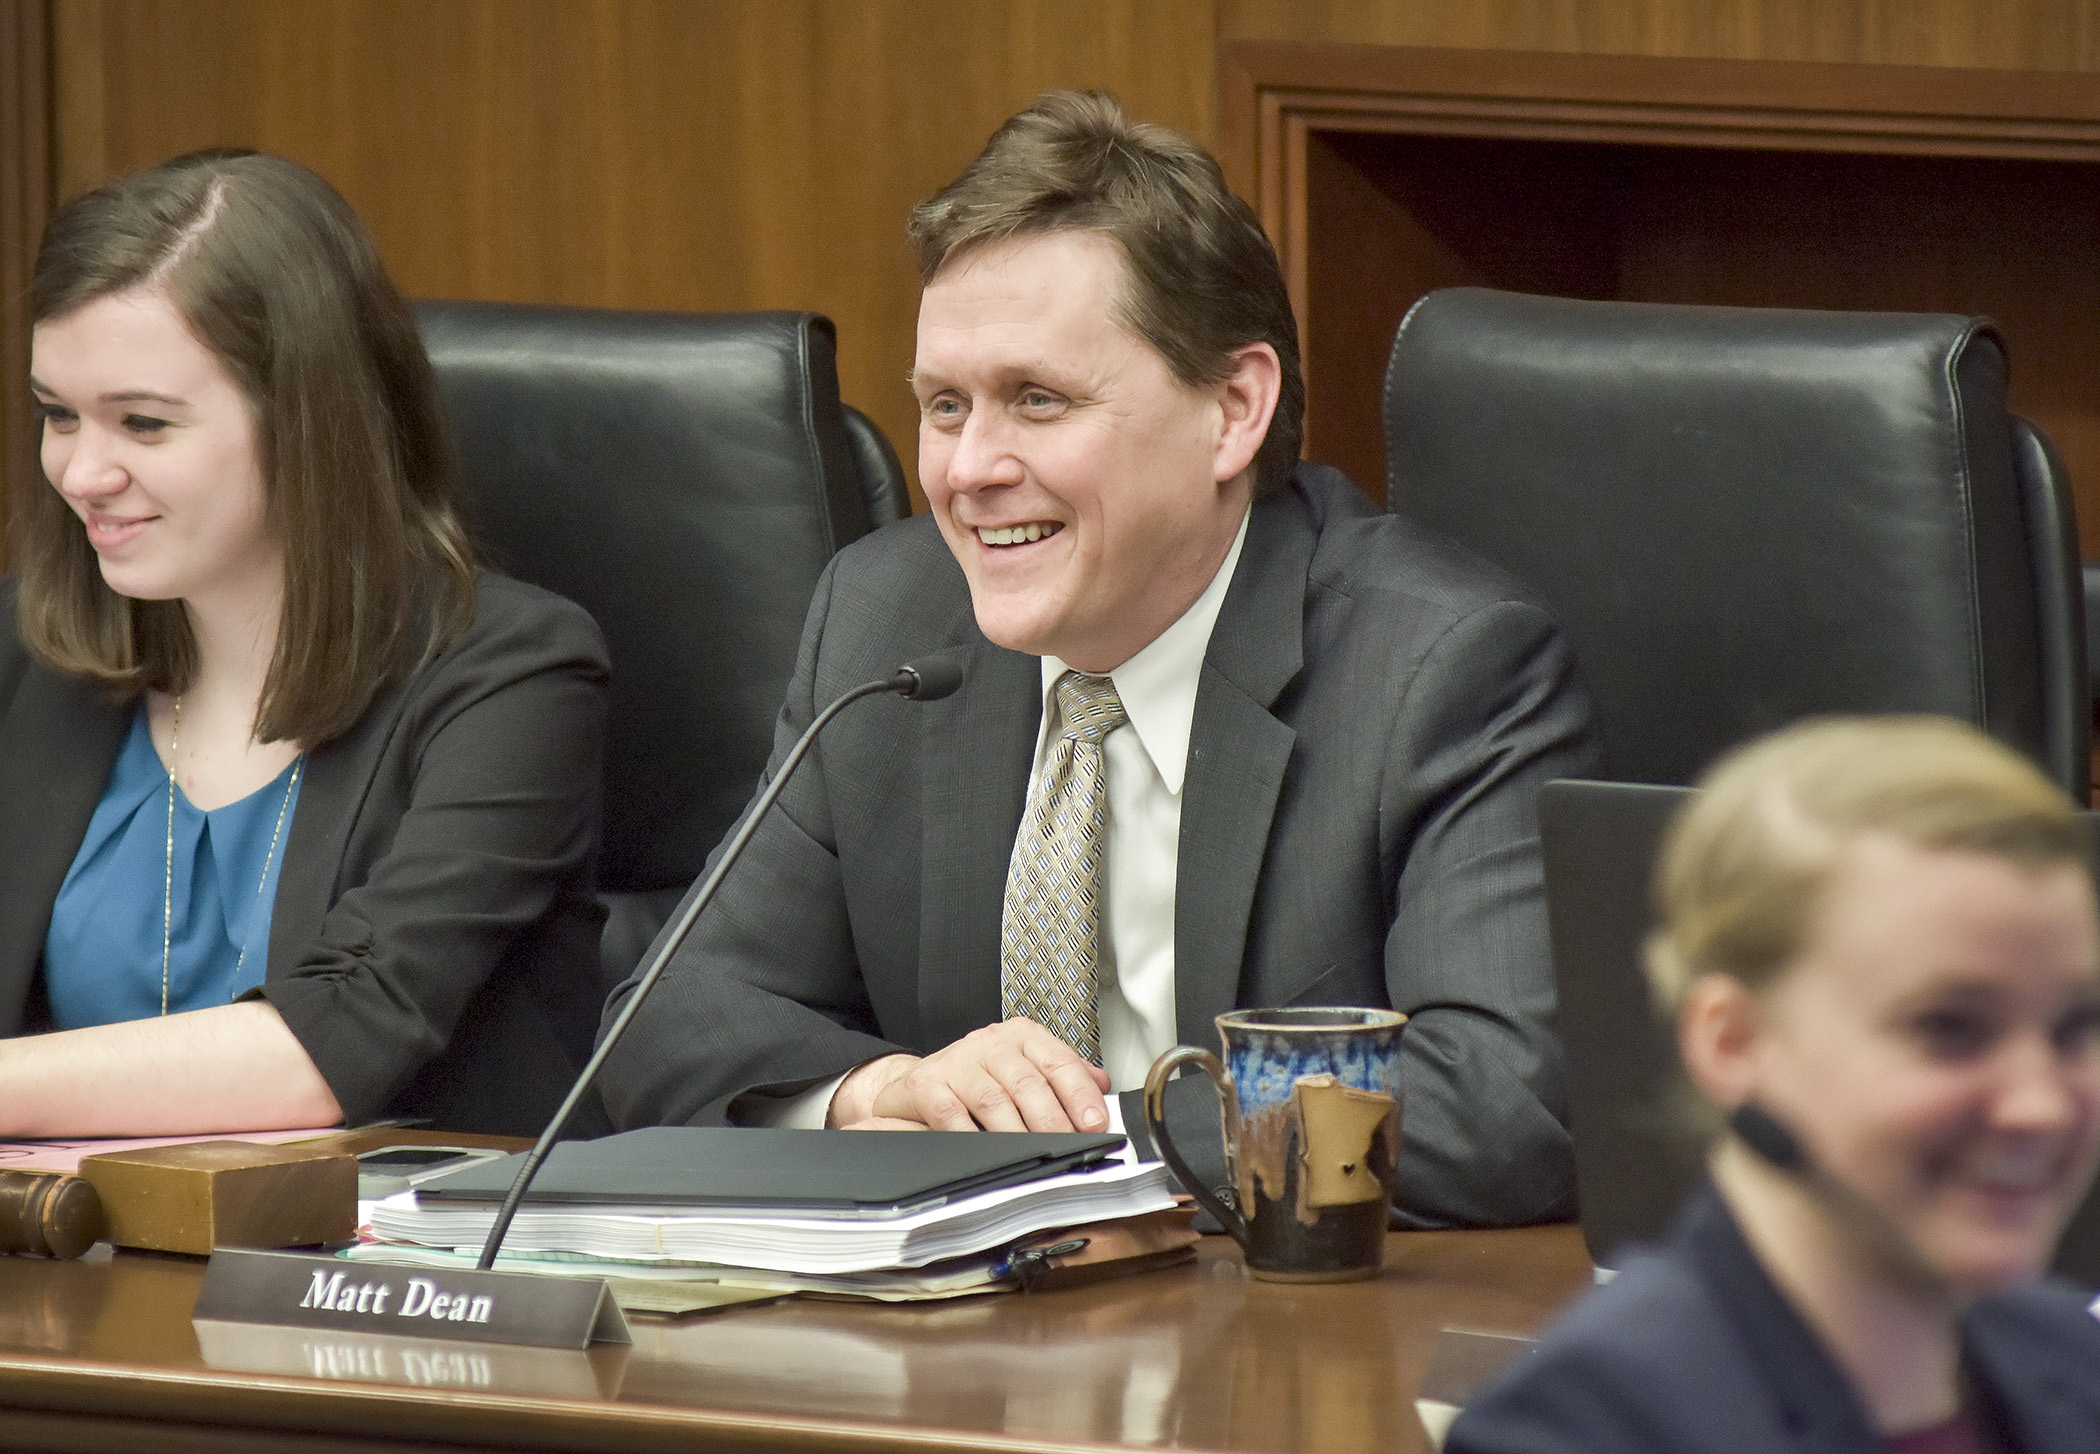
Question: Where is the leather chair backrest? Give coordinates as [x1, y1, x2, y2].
[1384, 287, 2088, 795]
[845, 405, 912, 527]
[2011, 418, 2090, 789]
[415, 302, 898, 982]
[2084, 562, 2100, 702]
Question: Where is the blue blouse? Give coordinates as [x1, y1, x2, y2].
[44, 707, 303, 1029]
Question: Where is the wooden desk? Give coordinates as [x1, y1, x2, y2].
[0, 1225, 1590, 1454]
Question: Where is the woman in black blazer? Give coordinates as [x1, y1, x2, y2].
[1451, 717, 2100, 1452]
[3, 151, 608, 1137]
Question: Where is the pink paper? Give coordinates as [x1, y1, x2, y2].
[0, 1128, 344, 1174]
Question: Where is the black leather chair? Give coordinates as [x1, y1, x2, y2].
[414, 302, 910, 986]
[845, 406, 912, 528]
[1386, 288, 2092, 1274]
[1384, 287, 2089, 797]
[2083, 562, 2100, 711]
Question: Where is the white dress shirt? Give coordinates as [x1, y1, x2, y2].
[1034, 511, 1248, 1091]
[754, 511, 1249, 1125]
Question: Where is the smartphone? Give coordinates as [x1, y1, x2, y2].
[354, 1144, 510, 1200]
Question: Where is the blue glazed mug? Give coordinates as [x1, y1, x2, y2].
[1143, 1007, 1407, 1282]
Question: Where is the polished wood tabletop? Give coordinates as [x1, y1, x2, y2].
[0, 1220, 1592, 1454]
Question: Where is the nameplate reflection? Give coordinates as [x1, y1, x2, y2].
[193, 1318, 627, 1400]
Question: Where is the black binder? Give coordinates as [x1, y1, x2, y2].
[415, 1127, 1127, 1216]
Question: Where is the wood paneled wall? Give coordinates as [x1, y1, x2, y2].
[1220, 0, 2100, 71]
[7, 0, 2100, 548]
[3, 0, 54, 555]
[30, 0, 1213, 517]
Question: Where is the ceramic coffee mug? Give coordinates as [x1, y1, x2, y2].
[1143, 1007, 1407, 1282]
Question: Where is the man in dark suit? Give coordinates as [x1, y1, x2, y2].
[597, 91, 1598, 1228]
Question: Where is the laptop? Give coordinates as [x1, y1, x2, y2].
[1538, 778, 2100, 1287]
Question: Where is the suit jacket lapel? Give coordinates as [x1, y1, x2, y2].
[1965, 1310, 2100, 1453]
[919, 636, 1039, 1049]
[1680, 1187, 1882, 1453]
[0, 670, 129, 1033]
[264, 678, 406, 974]
[1173, 488, 1312, 1046]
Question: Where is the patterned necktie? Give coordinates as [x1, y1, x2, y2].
[1001, 670, 1129, 1063]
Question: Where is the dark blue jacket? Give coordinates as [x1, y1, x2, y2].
[1449, 1185, 2100, 1453]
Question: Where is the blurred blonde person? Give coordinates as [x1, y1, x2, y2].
[1451, 717, 2100, 1453]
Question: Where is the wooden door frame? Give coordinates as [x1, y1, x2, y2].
[2, 0, 55, 566]
[1217, 39, 2100, 385]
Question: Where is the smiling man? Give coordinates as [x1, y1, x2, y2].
[598, 92, 1600, 1228]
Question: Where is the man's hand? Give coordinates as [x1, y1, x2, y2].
[826, 1018, 1112, 1131]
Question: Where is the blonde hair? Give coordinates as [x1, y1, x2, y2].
[1645, 716, 2087, 1012]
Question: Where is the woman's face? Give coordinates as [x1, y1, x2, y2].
[1747, 833, 2100, 1294]
[30, 287, 278, 612]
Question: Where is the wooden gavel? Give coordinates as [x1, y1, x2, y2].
[0, 1171, 105, 1260]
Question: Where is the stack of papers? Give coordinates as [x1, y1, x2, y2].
[358, 1112, 1177, 1286]
[366, 1152, 1173, 1274]
[342, 1238, 1059, 1302]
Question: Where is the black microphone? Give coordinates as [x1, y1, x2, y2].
[1727, 1102, 1809, 1174]
[1726, 1100, 1944, 1294]
[890, 656, 962, 701]
[474, 654, 963, 1270]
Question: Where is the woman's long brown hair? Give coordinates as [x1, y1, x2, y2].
[21, 149, 475, 745]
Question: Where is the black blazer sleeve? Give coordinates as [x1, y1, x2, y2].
[1377, 594, 1594, 1227]
[259, 575, 610, 1133]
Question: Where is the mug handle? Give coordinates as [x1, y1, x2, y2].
[1143, 1045, 1250, 1247]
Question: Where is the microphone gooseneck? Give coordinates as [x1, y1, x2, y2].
[473, 655, 963, 1270]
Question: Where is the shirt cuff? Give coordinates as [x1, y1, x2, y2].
[739, 1070, 853, 1129]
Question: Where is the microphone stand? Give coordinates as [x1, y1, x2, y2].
[475, 659, 960, 1270]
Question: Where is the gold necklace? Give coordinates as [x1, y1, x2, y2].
[161, 695, 178, 1016]
[160, 695, 303, 1016]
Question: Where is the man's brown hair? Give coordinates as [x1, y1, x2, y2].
[22, 149, 475, 746]
[908, 90, 1304, 495]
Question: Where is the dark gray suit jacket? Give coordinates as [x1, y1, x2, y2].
[598, 464, 1599, 1226]
[1450, 1184, 2100, 1452]
[0, 574, 609, 1136]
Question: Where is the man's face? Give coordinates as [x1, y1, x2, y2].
[912, 231, 1255, 673]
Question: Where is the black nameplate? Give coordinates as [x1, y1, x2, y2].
[193, 1249, 630, 1350]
